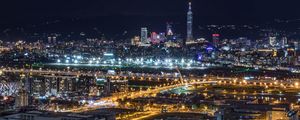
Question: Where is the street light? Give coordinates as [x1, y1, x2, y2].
[74, 60, 78, 64]
[295, 82, 299, 88]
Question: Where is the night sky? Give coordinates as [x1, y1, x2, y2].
[0, 0, 299, 24]
[0, 0, 299, 40]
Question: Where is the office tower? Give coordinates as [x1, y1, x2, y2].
[166, 23, 174, 36]
[141, 27, 148, 44]
[294, 42, 299, 50]
[48, 37, 52, 44]
[281, 37, 288, 48]
[159, 33, 167, 42]
[186, 2, 193, 43]
[151, 32, 159, 44]
[131, 36, 141, 46]
[52, 37, 57, 44]
[269, 37, 276, 47]
[166, 23, 175, 42]
[212, 34, 220, 47]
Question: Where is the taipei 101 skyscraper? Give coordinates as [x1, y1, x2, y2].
[186, 2, 193, 44]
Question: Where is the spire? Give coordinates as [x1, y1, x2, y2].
[189, 2, 192, 11]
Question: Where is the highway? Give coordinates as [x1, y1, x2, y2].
[1, 68, 96, 76]
[0, 68, 181, 80]
[61, 81, 216, 113]
[2, 68, 299, 90]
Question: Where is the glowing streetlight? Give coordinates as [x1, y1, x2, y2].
[74, 60, 78, 64]
[295, 82, 299, 88]
[187, 63, 191, 67]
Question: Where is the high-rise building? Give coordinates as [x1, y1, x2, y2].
[131, 36, 141, 46]
[151, 32, 160, 44]
[159, 33, 167, 42]
[166, 23, 174, 36]
[52, 36, 57, 44]
[186, 2, 193, 43]
[48, 36, 57, 45]
[48, 37, 52, 44]
[281, 37, 288, 48]
[294, 42, 299, 50]
[269, 37, 276, 47]
[212, 34, 220, 47]
[166, 23, 175, 42]
[141, 27, 148, 44]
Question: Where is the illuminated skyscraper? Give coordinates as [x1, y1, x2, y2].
[186, 2, 193, 43]
[212, 34, 220, 47]
[151, 32, 159, 44]
[166, 23, 174, 36]
[52, 36, 57, 44]
[294, 42, 299, 50]
[141, 27, 148, 44]
[48, 36, 57, 45]
[269, 36, 276, 47]
[48, 37, 52, 44]
[281, 37, 288, 48]
[166, 23, 175, 42]
[131, 36, 141, 46]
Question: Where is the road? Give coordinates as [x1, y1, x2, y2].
[63, 84, 183, 112]
[61, 81, 216, 112]
[0, 68, 181, 80]
[1, 68, 95, 76]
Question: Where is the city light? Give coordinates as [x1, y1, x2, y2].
[74, 60, 78, 64]
[0, 1, 297, 120]
[104, 53, 114, 56]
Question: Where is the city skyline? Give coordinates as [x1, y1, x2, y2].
[0, 1, 300, 120]
[0, 1, 299, 42]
